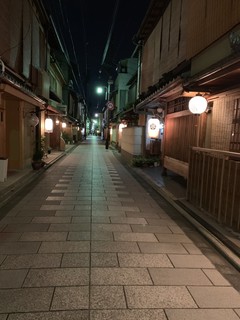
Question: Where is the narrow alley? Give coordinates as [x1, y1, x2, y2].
[0, 137, 240, 319]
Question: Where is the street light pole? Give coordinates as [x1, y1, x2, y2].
[105, 78, 113, 149]
[96, 77, 113, 148]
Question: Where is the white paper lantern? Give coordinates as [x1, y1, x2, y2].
[188, 95, 208, 114]
[45, 117, 53, 133]
[148, 118, 160, 139]
[62, 122, 67, 128]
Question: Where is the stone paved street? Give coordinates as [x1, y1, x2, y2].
[0, 137, 240, 319]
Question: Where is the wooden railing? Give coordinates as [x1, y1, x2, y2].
[187, 147, 240, 231]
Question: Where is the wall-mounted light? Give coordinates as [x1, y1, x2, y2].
[62, 122, 67, 128]
[45, 117, 53, 133]
[28, 113, 39, 127]
[148, 118, 160, 139]
[119, 123, 127, 133]
[56, 118, 60, 125]
[188, 93, 208, 115]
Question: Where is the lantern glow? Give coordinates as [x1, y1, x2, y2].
[148, 118, 160, 139]
[188, 94, 208, 115]
[45, 117, 53, 133]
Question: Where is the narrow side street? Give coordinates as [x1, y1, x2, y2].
[0, 137, 239, 319]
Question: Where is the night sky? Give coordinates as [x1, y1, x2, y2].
[42, 0, 150, 114]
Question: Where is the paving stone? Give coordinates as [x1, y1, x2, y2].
[110, 217, 147, 224]
[3, 223, 49, 232]
[125, 286, 197, 308]
[51, 286, 89, 310]
[39, 241, 90, 253]
[15, 209, 55, 217]
[183, 243, 202, 254]
[92, 211, 126, 217]
[108, 206, 140, 212]
[91, 253, 118, 267]
[46, 196, 77, 201]
[139, 242, 188, 254]
[41, 205, 74, 210]
[92, 224, 132, 232]
[55, 210, 91, 217]
[156, 234, 193, 243]
[188, 286, 240, 308]
[0, 269, 28, 288]
[169, 225, 185, 234]
[149, 268, 212, 285]
[91, 267, 152, 285]
[74, 205, 92, 210]
[235, 309, 240, 317]
[91, 231, 113, 241]
[0, 242, 41, 254]
[67, 232, 90, 241]
[203, 269, 231, 286]
[0, 255, 6, 265]
[165, 308, 240, 320]
[91, 241, 139, 253]
[90, 286, 126, 309]
[90, 309, 167, 320]
[49, 223, 90, 232]
[7, 311, 89, 320]
[0, 315, 7, 320]
[118, 253, 173, 268]
[131, 225, 172, 234]
[61, 200, 92, 205]
[31, 217, 71, 223]
[114, 232, 158, 242]
[61, 253, 90, 267]
[0, 287, 53, 313]
[92, 216, 110, 224]
[146, 218, 177, 226]
[168, 254, 215, 268]
[0, 253, 62, 269]
[0, 233, 22, 241]
[23, 268, 89, 287]
[126, 212, 161, 218]
[0, 217, 32, 224]
[19, 232, 67, 241]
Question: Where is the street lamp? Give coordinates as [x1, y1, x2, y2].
[96, 78, 113, 148]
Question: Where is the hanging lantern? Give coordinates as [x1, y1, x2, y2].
[28, 113, 39, 127]
[148, 118, 160, 139]
[56, 118, 60, 125]
[188, 94, 208, 115]
[62, 121, 67, 128]
[45, 117, 53, 133]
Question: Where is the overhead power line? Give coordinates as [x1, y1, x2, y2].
[101, 0, 120, 67]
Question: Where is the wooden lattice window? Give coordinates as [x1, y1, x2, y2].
[167, 97, 190, 114]
[230, 99, 240, 152]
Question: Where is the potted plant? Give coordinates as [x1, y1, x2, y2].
[32, 149, 45, 170]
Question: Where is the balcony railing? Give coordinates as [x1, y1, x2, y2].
[187, 147, 240, 231]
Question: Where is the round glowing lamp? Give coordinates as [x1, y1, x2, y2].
[62, 122, 67, 128]
[188, 94, 208, 115]
[45, 117, 53, 133]
[96, 87, 104, 94]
